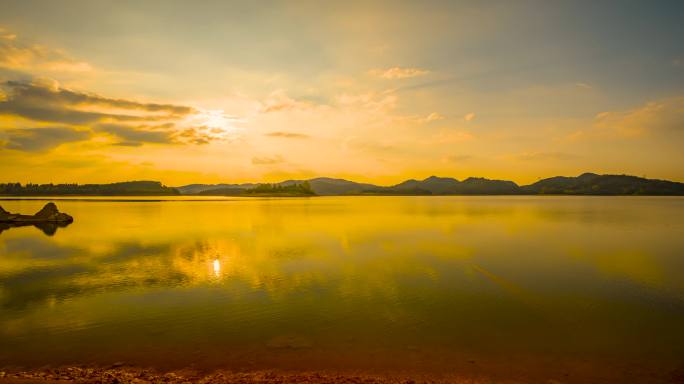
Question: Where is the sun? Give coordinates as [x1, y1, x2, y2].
[182, 108, 243, 141]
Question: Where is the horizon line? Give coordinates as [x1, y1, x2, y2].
[2, 171, 684, 188]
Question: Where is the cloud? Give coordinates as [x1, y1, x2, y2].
[0, 27, 214, 149]
[176, 126, 223, 145]
[94, 123, 223, 146]
[0, 27, 92, 73]
[0, 27, 16, 41]
[252, 155, 285, 165]
[336, 90, 397, 113]
[400, 112, 445, 124]
[0, 80, 196, 125]
[514, 152, 578, 161]
[1, 127, 90, 152]
[586, 97, 684, 138]
[261, 91, 313, 113]
[342, 136, 397, 154]
[433, 130, 474, 144]
[95, 123, 175, 146]
[3, 80, 194, 116]
[443, 154, 473, 163]
[0, 80, 225, 147]
[464, 112, 476, 122]
[369, 67, 429, 79]
[424, 112, 445, 123]
[266, 131, 310, 139]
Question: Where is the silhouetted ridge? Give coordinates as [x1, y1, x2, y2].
[522, 173, 684, 195]
[183, 173, 684, 196]
[2, 173, 681, 196]
[197, 182, 315, 196]
[0, 181, 179, 195]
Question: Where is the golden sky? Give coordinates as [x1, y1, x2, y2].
[0, 1, 683, 186]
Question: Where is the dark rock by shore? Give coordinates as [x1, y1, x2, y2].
[0, 203, 73, 224]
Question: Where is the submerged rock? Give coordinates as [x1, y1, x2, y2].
[0, 202, 73, 223]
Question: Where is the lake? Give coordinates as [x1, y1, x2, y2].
[1, 196, 683, 383]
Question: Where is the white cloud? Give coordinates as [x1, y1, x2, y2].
[424, 112, 445, 123]
[369, 67, 429, 79]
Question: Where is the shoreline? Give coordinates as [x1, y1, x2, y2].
[0, 367, 496, 384]
[1, 364, 681, 384]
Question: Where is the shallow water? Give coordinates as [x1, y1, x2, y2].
[1, 196, 683, 381]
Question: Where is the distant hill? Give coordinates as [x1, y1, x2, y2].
[177, 183, 256, 195]
[282, 177, 378, 195]
[7, 173, 677, 197]
[362, 176, 519, 195]
[180, 173, 684, 196]
[197, 187, 246, 196]
[0, 181, 179, 196]
[198, 182, 315, 197]
[521, 173, 684, 195]
[186, 177, 375, 196]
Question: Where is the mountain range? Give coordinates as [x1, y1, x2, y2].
[178, 173, 684, 196]
[2, 174, 683, 196]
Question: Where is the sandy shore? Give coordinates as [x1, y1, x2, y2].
[0, 368, 564, 384]
[0, 367, 497, 384]
[1, 364, 682, 384]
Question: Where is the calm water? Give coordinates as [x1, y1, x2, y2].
[1, 196, 684, 382]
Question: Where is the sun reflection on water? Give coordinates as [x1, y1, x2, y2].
[213, 258, 221, 278]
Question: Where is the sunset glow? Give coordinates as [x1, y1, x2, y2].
[0, 2, 682, 186]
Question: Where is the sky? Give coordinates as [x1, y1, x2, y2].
[0, 0, 682, 186]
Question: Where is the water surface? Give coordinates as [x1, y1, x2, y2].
[1, 196, 683, 382]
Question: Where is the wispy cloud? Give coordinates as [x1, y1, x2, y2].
[0, 27, 92, 73]
[568, 97, 684, 141]
[0, 80, 229, 150]
[514, 152, 578, 161]
[2, 80, 194, 118]
[369, 67, 429, 79]
[0, 127, 90, 152]
[443, 154, 473, 163]
[176, 126, 224, 145]
[464, 112, 476, 122]
[266, 131, 310, 139]
[401, 112, 446, 124]
[252, 155, 285, 165]
[95, 123, 175, 146]
[261, 90, 314, 113]
[424, 112, 445, 123]
[0, 27, 17, 40]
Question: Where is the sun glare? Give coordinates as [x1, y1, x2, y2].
[213, 258, 221, 278]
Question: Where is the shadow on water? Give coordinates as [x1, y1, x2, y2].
[0, 221, 72, 236]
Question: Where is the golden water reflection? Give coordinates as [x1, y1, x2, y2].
[0, 196, 683, 380]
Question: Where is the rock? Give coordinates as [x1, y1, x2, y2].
[0, 202, 73, 223]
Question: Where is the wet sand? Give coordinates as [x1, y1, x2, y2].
[1, 364, 683, 384]
[0, 367, 482, 384]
